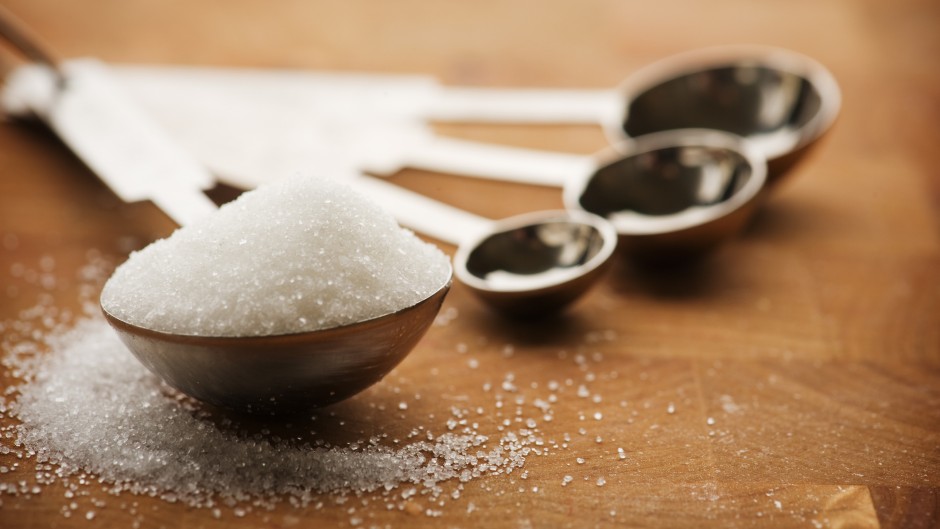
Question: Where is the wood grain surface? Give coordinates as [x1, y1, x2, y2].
[1, 0, 938, 527]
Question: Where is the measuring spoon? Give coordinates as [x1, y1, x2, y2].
[351, 176, 618, 317]
[109, 45, 835, 188]
[565, 129, 767, 259]
[100, 174, 454, 413]
[604, 45, 841, 184]
[395, 45, 837, 188]
[368, 129, 767, 260]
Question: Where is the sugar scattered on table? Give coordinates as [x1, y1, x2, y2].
[1, 314, 544, 514]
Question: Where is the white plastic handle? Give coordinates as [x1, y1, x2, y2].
[400, 136, 596, 187]
[114, 64, 625, 125]
[150, 186, 218, 226]
[351, 175, 491, 245]
[2, 60, 217, 227]
[426, 87, 623, 124]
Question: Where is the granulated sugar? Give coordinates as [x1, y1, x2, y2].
[1, 314, 534, 513]
[100, 175, 451, 337]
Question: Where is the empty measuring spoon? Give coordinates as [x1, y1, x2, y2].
[143, 45, 836, 189]
[37, 46, 834, 194]
[364, 129, 767, 260]
[564, 129, 767, 260]
[606, 45, 840, 184]
[45, 46, 832, 195]
[396, 45, 836, 188]
[352, 176, 618, 317]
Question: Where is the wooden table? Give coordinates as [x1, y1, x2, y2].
[1, 1, 938, 527]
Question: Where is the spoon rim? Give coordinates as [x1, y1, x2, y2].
[606, 44, 842, 159]
[100, 266, 453, 345]
[452, 209, 617, 295]
[565, 128, 767, 236]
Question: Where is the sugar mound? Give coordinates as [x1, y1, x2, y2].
[100, 175, 451, 337]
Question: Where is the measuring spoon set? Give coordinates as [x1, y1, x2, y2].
[2, 21, 841, 315]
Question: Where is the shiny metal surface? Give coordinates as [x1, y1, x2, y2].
[565, 129, 767, 260]
[453, 210, 617, 317]
[609, 45, 840, 184]
[102, 273, 451, 414]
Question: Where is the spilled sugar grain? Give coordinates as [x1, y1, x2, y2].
[100, 174, 451, 337]
[0, 312, 536, 514]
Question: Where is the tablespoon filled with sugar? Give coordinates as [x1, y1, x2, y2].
[352, 176, 618, 317]
[99, 175, 454, 415]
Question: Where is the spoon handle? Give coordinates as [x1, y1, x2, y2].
[401, 136, 595, 187]
[3, 60, 217, 227]
[426, 87, 622, 124]
[351, 175, 491, 245]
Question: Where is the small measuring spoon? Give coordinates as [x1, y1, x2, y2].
[565, 129, 767, 260]
[351, 176, 618, 317]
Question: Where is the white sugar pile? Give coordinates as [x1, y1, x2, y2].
[100, 175, 451, 337]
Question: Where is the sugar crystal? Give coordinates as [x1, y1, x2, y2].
[101, 175, 450, 337]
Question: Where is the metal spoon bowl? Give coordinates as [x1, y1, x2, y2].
[565, 129, 767, 260]
[454, 209, 617, 317]
[102, 271, 451, 414]
[607, 45, 840, 185]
